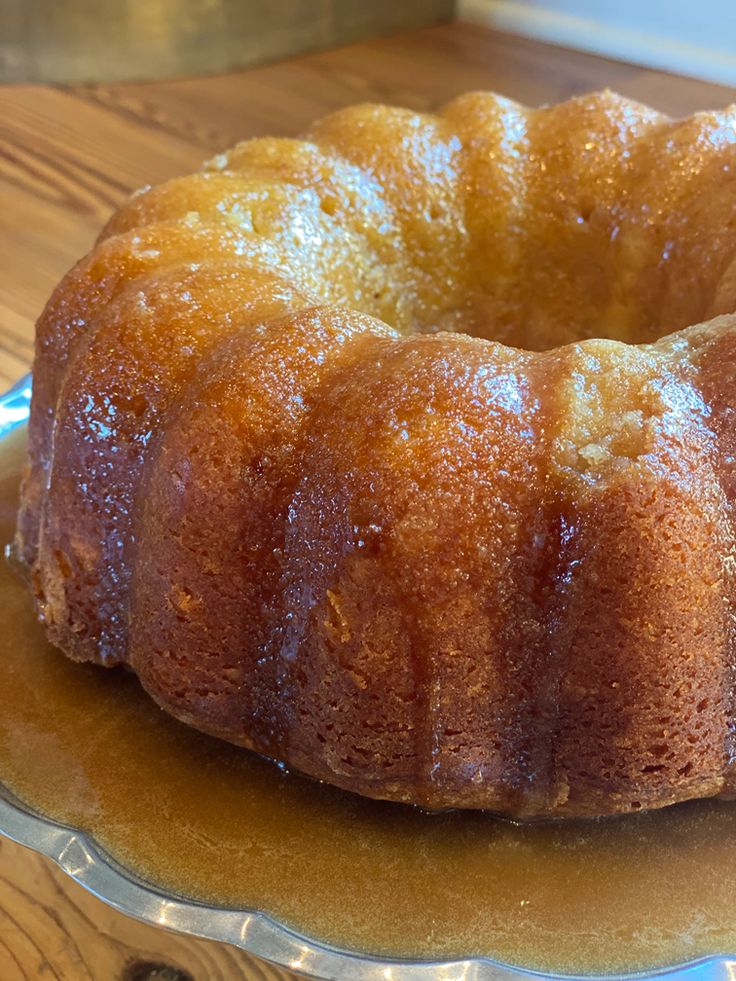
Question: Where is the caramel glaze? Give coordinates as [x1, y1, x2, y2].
[14, 90, 736, 818]
[2, 428, 736, 974]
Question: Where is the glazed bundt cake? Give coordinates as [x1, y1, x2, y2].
[15, 90, 736, 818]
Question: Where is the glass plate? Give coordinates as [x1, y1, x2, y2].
[0, 374, 733, 981]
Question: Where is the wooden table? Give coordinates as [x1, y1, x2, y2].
[1, 20, 734, 980]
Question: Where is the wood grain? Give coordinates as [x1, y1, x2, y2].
[0, 839, 288, 980]
[0, 20, 735, 979]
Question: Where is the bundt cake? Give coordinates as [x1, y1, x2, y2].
[14, 90, 736, 818]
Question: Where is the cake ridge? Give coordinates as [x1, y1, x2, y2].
[685, 320, 736, 798]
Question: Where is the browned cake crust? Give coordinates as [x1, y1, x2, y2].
[15, 91, 736, 818]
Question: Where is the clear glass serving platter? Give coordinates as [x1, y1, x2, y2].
[0, 373, 734, 981]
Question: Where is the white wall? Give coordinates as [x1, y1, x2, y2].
[459, 0, 736, 87]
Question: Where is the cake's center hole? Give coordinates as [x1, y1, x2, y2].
[398, 238, 725, 351]
[412, 296, 685, 352]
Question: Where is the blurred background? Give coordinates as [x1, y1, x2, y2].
[2, 0, 735, 86]
[461, 0, 736, 87]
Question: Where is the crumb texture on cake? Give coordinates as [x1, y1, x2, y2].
[15, 90, 736, 818]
